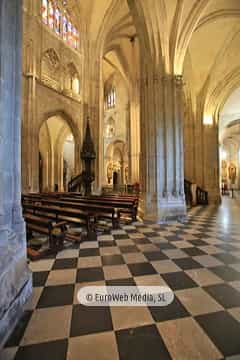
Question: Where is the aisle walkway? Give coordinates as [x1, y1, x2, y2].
[2, 199, 240, 360]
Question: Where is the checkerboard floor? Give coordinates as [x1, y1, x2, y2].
[2, 199, 240, 360]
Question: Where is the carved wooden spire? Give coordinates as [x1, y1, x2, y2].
[81, 118, 96, 160]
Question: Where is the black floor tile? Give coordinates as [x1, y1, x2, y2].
[149, 296, 190, 322]
[196, 311, 240, 357]
[114, 234, 130, 240]
[132, 238, 151, 245]
[101, 255, 125, 266]
[162, 272, 198, 290]
[189, 240, 208, 247]
[4, 311, 32, 347]
[146, 232, 160, 238]
[210, 266, 240, 282]
[156, 243, 177, 250]
[99, 241, 116, 247]
[119, 245, 139, 254]
[76, 267, 105, 283]
[217, 235, 234, 242]
[37, 284, 74, 308]
[165, 236, 182, 242]
[70, 304, 113, 337]
[125, 229, 138, 234]
[182, 247, 206, 257]
[174, 257, 203, 270]
[52, 258, 78, 270]
[174, 230, 187, 236]
[32, 271, 49, 287]
[79, 248, 100, 257]
[216, 244, 240, 252]
[116, 324, 171, 360]
[128, 263, 157, 277]
[15, 339, 68, 360]
[143, 251, 168, 261]
[204, 283, 240, 308]
[193, 233, 208, 239]
[213, 253, 239, 265]
[106, 278, 136, 286]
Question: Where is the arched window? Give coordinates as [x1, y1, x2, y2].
[105, 87, 116, 110]
[41, 0, 79, 50]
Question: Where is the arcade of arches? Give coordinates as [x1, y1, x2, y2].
[1, 0, 240, 357]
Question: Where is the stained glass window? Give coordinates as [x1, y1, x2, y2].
[63, 15, 68, 41]
[41, 1, 79, 50]
[67, 22, 73, 46]
[54, 8, 61, 35]
[105, 88, 116, 110]
[48, 1, 54, 29]
[72, 27, 78, 49]
[42, 0, 48, 25]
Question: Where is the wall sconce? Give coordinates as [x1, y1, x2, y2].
[203, 115, 213, 126]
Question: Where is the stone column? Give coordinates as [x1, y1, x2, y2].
[183, 95, 196, 182]
[129, 86, 140, 184]
[129, 38, 140, 184]
[203, 124, 221, 204]
[21, 16, 38, 192]
[139, 64, 186, 222]
[0, 0, 32, 347]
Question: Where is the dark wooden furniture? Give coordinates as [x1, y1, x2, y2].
[37, 198, 120, 229]
[22, 202, 97, 242]
[24, 213, 67, 260]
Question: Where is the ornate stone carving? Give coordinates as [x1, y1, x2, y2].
[41, 48, 61, 90]
[44, 48, 60, 69]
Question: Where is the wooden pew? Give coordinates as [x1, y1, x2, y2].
[59, 196, 138, 221]
[22, 192, 138, 221]
[24, 213, 67, 260]
[22, 203, 97, 242]
[37, 198, 120, 229]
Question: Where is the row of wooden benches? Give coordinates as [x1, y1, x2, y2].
[23, 193, 138, 218]
[22, 193, 139, 260]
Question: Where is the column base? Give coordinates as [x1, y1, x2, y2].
[0, 233, 32, 348]
[206, 188, 221, 205]
[139, 193, 187, 223]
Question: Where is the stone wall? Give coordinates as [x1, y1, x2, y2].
[21, 0, 83, 192]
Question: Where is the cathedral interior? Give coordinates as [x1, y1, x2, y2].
[1, 0, 240, 359]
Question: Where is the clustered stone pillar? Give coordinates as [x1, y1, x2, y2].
[0, 0, 32, 347]
[203, 123, 221, 204]
[139, 63, 186, 222]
